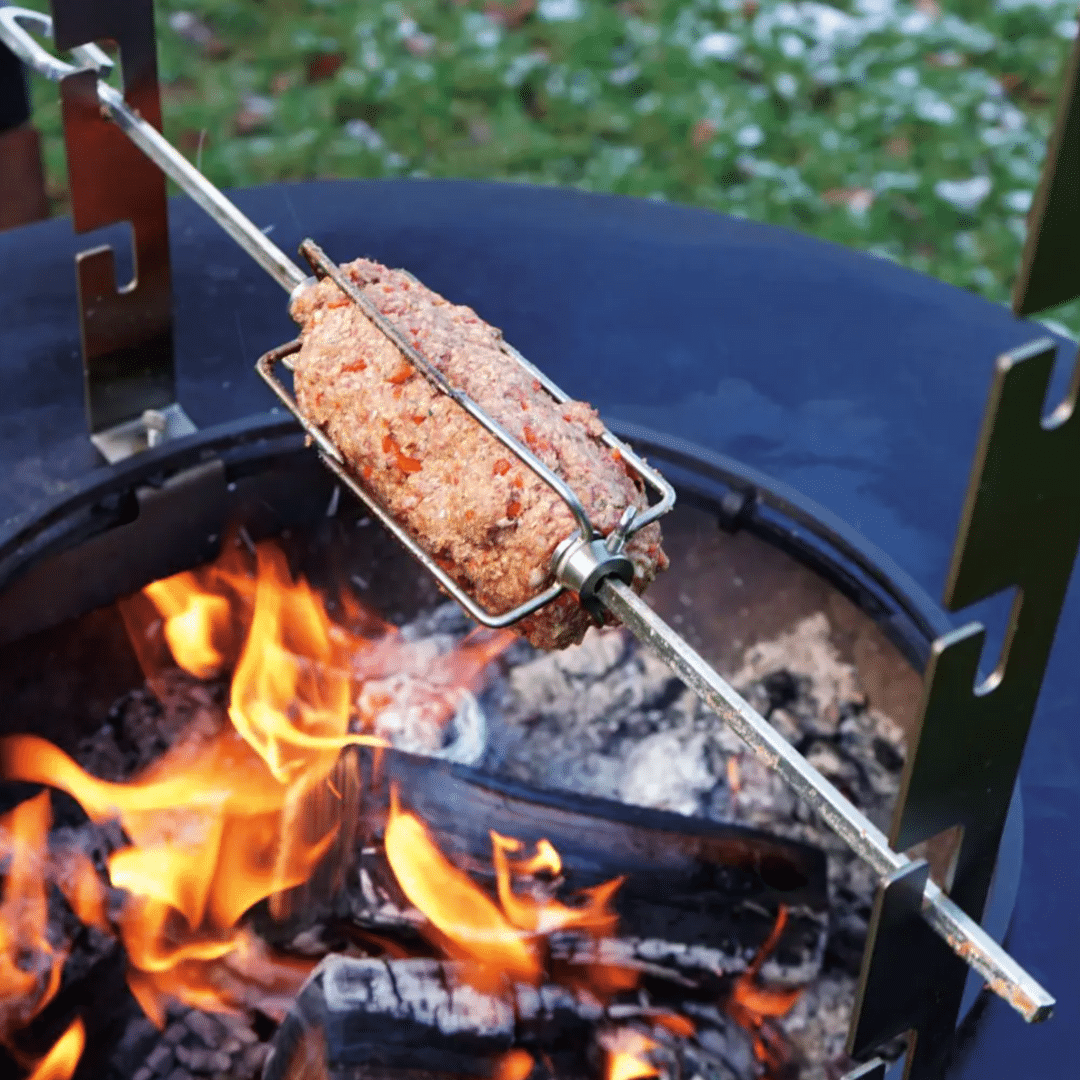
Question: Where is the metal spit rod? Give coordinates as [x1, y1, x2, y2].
[0, 5, 1054, 1025]
[599, 578, 1053, 1024]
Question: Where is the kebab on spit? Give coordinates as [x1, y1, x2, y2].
[288, 257, 668, 650]
[0, 4, 1055, 1025]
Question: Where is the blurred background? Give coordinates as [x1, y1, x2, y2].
[13, 0, 1080, 335]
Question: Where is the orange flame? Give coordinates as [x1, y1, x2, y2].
[490, 831, 621, 938]
[2, 535, 519, 1042]
[0, 791, 63, 1037]
[26, 1017, 85, 1080]
[494, 1048, 535, 1080]
[1, 724, 335, 1026]
[53, 848, 109, 932]
[385, 788, 540, 985]
[725, 905, 801, 1076]
[386, 790, 627, 995]
[602, 1029, 660, 1080]
[143, 575, 231, 679]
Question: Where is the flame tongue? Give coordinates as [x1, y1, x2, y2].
[600, 1028, 661, 1080]
[25, 1017, 85, 1080]
[385, 789, 540, 986]
[0, 790, 62, 1038]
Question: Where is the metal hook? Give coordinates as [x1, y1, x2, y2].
[0, 7, 112, 82]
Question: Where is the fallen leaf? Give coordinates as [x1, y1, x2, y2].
[404, 34, 436, 57]
[306, 52, 346, 84]
[822, 187, 875, 214]
[485, 0, 536, 30]
[884, 135, 910, 159]
[167, 11, 229, 60]
[270, 73, 294, 96]
[690, 119, 716, 148]
[234, 95, 276, 136]
[998, 73, 1051, 105]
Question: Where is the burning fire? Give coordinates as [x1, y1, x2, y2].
[0, 535, 627, 1077]
[25, 1018, 84, 1080]
[0, 792, 62, 1040]
[725, 905, 801, 1076]
[600, 1027, 660, 1080]
[0, 533, 801, 1080]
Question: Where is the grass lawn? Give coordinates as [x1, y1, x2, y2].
[21, 0, 1080, 335]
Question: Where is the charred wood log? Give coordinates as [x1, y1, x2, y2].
[265, 748, 828, 990]
[264, 956, 760, 1080]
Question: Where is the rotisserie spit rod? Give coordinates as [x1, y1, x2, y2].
[0, 5, 1053, 1025]
[598, 577, 1053, 1024]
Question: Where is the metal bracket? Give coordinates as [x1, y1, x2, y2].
[848, 861, 968, 1080]
[1012, 26, 1080, 316]
[848, 338, 1080, 1077]
[51, 0, 194, 460]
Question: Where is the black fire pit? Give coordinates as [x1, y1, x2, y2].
[0, 178, 1077, 1080]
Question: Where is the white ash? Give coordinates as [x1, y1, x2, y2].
[129, 1005, 268, 1080]
[481, 611, 910, 1080]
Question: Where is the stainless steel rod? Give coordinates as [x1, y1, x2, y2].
[598, 577, 1054, 1025]
[95, 81, 310, 294]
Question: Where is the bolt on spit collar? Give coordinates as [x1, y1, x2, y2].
[551, 507, 637, 622]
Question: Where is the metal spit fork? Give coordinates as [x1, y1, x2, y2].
[0, 5, 1054, 1027]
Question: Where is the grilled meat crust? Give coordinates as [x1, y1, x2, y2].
[289, 258, 667, 650]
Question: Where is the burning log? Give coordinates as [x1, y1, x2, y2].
[271, 746, 828, 993]
[264, 956, 760, 1080]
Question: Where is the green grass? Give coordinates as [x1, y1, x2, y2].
[22, 0, 1080, 335]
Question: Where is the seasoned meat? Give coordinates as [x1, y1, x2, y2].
[289, 258, 667, 650]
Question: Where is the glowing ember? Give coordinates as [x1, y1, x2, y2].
[601, 1028, 660, 1080]
[494, 1047, 535, 1080]
[25, 1017, 85, 1080]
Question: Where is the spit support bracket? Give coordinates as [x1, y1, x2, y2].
[845, 336, 1080, 1079]
[50, 0, 195, 462]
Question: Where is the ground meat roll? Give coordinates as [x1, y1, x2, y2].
[288, 258, 668, 650]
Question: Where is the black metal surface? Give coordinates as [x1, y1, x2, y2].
[52, 0, 176, 434]
[0, 414, 327, 642]
[0, 179, 1077, 1077]
[0, 36, 28, 134]
[1013, 27, 1080, 317]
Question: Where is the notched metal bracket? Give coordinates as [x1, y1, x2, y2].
[1012, 26, 1080, 316]
[848, 337, 1080, 1078]
[51, 0, 195, 460]
[848, 861, 966, 1080]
